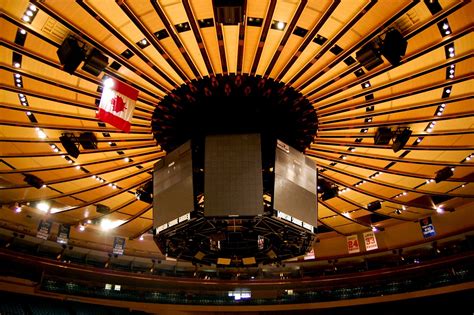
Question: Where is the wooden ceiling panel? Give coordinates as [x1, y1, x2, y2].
[1, 0, 472, 253]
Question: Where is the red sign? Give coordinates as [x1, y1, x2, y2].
[363, 231, 378, 251]
[347, 235, 360, 254]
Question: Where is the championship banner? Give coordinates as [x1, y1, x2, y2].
[113, 236, 126, 255]
[304, 248, 315, 260]
[363, 231, 378, 251]
[258, 235, 265, 250]
[420, 217, 436, 238]
[57, 224, 70, 245]
[97, 78, 139, 133]
[347, 234, 360, 254]
[37, 220, 53, 240]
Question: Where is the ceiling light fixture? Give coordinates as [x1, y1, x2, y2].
[36, 202, 50, 212]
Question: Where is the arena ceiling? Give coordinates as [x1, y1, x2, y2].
[0, 0, 473, 250]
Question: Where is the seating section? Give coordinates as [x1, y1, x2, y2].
[0, 301, 27, 315]
[0, 292, 135, 315]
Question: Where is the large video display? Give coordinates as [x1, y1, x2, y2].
[153, 141, 194, 228]
[273, 140, 318, 227]
[204, 134, 264, 217]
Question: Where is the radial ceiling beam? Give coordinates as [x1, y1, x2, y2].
[315, 160, 474, 198]
[117, 0, 191, 82]
[319, 173, 439, 211]
[310, 151, 469, 182]
[150, 0, 202, 78]
[49, 176, 151, 214]
[318, 94, 473, 125]
[182, 0, 215, 75]
[0, 141, 156, 158]
[1, 158, 155, 191]
[250, 0, 277, 76]
[0, 151, 162, 174]
[30, 0, 171, 94]
[315, 54, 473, 112]
[0, 42, 161, 106]
[306, 148, 469, 167]
[298, 1, 418, 91]
[288, 0, 378, 86]
[275, 0, 341, 82]
[0, 120, 151, 136]
[263, 0, 308, 77]
[311, 25, 473, 105]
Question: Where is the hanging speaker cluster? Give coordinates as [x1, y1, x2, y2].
[373, 127, 412, 153]
[356, 28, 407, 71]
[57, 36, 108, 76]
[60, 132, 98, 158]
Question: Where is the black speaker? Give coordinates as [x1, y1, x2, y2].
[214, 0, 244, 25]
[392, 128, 412, 153]
[57, 36, 85, 74]
[24, 174, 44, 189]
[374, 127, 393, 145]
[381, 29, 407, 66]
[96, 204, 111, 214]
[81, 48, 108, 76]
[79, 132, 98, 149]
[367, 201, 381, 211]
[321, 187, 338, 201]
[356, 42, 383, 71]
[59, 133, 80, 158]
[435, 167, 453, 183]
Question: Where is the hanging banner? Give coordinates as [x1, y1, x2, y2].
[113, 236, 126, 255]
[347, 234, 360, 254]
[57, 224, 70, 245]
[304, 248, 315, 260]
[420, 217, 436, 238]
[97, 78, 139, 133]
[363, 231, 378, 251]
[210, 239, 220, 251]
[258, 235, 265, 250]
[36, 220, 53, 240]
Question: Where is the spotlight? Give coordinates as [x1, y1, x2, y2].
[392, 127, 412, 153]
[434, 167, 453, 183]
[81, 48, 109, 76]
[321, 187, 339, 201]
[78, 132, 98, 149]
[356, 41, 383, 71]
[367, 201, 381, 211]
[59, 133, 80, 158]
[136, 189, 153, 203]
[96, 204, 111, 214]
[23, 174, 44, 189]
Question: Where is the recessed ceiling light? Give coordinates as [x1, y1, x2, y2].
[37, 202, 50, 212]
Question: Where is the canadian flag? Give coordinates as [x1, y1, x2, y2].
[97, 78, 139, 133]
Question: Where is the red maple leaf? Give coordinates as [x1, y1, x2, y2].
[111, 95, 127, 113]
